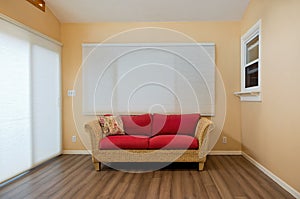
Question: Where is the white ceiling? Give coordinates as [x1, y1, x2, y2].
[45, 0, 250, 23]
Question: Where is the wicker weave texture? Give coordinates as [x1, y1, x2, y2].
[94, 150, 204, 162]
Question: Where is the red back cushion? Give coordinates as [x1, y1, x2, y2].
[121, 114, 152, 136]
[151, 114, 200, 136]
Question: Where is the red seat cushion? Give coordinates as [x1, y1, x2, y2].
[149, 135, 199, 149]
[151, 114, 200, 136]
[121, 114, 152, 136]
[99, 135, 149, 149]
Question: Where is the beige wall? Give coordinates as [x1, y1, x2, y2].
[0, 0, 61, 41]
[1, 0, 299, 192]
[241, 0, 300, 192]
[61, 22, 242, 151]
[0, 0, 242, 153]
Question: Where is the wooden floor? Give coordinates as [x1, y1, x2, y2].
[0, 155, 295, 199]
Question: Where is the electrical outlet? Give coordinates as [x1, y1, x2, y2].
[72, 135, 77, 143]
[222, 136, 227, 144]
[68, 90, 76, 97]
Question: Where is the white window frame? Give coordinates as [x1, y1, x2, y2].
[235, 19, 262, 101]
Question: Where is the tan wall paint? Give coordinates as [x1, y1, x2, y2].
[241, 0, 300, 192]
[1, 0, 298, 193]
[0, 0, 61, 41]
[61, 22, 242, 151]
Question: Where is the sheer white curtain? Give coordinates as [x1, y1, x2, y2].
[0, 16, 61, 183]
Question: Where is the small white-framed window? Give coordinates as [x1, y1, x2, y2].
[235, 20, 262, 101]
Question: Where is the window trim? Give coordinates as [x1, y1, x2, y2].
[235, 20, 262, 101]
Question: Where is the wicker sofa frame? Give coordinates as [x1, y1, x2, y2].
[85, 117, 213, 171]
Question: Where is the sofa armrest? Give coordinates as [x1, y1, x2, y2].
[195, 118, 213, 154]
[84, 120, 103, 153]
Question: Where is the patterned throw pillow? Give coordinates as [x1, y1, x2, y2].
[98, 115, 125, 136]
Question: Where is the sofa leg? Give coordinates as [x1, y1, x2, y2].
[198, 162, 204, 171]
[91, 156, 101, 171]
[93, 162, 101, 171]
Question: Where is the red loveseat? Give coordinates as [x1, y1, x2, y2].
[85, 113, 213, 171]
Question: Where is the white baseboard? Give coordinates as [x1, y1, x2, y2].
[63, 150, 91, 154]
[209, 150, 242, 155]
[242, 152, 300, 199]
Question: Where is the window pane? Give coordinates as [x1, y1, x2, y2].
[245, 62, 258, 88]
[246, 35, 259, 64]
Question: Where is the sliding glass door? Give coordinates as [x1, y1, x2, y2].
[0, 28, 32, 183]
[31, 45, 61, 165]
[0, 16, 61, 183]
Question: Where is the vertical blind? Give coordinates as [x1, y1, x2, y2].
[0, 15, 61, 183]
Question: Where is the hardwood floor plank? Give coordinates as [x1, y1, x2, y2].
[0, 155, 295, 199]
[206, 156, 234, 199]
[95, 171, 126, 198]
[57, 167, 97, 198]
[181, 170, 197, 199]
[207, 185, 223, 199]
[218, 156, 260, 199]
[110, 173, 135, 199]
[40, 160, 92, 198]
[76, 171, 115, 199]
[146, 176, 161, 199]
[199, 171, 222, 199]
[232, 156, 294, 199]
[170, 171, 183, 199]
[158, 170, 172, 199]
[21, 155, 90, 199]
[223, 155, 269, 199]
[210, 156, 247, 198]
[0, 154, 73, 194]
[121, 173, 143, 199]
[73, 170, 110, 199]
[133, 172, 153, 199]
[0, 155, 81, 199]
[190, 171, 211, 198]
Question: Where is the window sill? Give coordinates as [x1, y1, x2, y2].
[234, 91, 261, 102]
